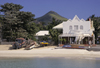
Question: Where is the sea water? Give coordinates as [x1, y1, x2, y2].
[0, 57, 100, 68]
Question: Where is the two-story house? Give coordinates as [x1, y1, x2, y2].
[54, 15, 95, 44]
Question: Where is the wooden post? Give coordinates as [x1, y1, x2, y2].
[82, 38, 83, 44]
[58, 36, 59, 47]
[93, 34, 95, 44]
[70, 37, 71, 44]
[61, 37, 62, 44]
[88, 37, 89, 44]
[68, 37, 69, 44]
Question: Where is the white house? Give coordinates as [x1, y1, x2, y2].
[53, 15, 95, 44]
[35, 30, 49, 40]
[35, 30, 49, 36]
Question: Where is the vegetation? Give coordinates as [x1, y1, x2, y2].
[0, 3, 64, 43]
[1, 3, 100, 44]
[36, 11, 67, 24]
[0, 3, 37, 41]
[63, 38, 66, 44]
[87, 15, 100, 43]
[0, 15, 3, 27]
[59, 38, 63, 44]
[47, 18, 63, 44]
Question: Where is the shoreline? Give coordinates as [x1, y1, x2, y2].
[0, 45, 100, 59]
[0, 49, 100, 58]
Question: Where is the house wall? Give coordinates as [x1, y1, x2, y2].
[63, 21, 91, 34]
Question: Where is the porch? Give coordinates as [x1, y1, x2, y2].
[59, 33, 95, 45]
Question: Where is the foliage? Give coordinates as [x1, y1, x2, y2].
[63, 38, 66, 44]
[0, 3, 36, 41]
[59, 38, 63, 44]
[42, 36, 48, 41]
[36, 11, 67, 24]
[0, 3, 66, 42]
[85, 39, 87, 44]
[48, 18, 63, 44]
[36, 22, 48, 30]
[0, 15, 3, 27]
[26, 23, 39, 40]
[87, 15, 100, 40]
[47, 18, 63, 44]
[47, 18, 62, 29]
[49, 29, 60, 44]
[0, 3, 23, 12]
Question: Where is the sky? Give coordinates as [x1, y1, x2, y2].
[0, 0, 100, 20]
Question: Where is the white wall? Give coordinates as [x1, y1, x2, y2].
[63, 21, 91, 34]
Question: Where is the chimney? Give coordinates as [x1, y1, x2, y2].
[89, 18, 93, 29]
[89, 18, 91, 21]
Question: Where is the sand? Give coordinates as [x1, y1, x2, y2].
[0, 45, 100, 58]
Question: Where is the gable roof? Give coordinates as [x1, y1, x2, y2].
[72, 15, 80, 21]
[67, 15, 85, 22]
[53, 23, 63, 29]
[52, 15, 89, 29]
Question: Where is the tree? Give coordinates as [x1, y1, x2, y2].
[0, 3, 24, 41]
[47, 18, 63, 44]
[0, 3, 36, 41]
[17, 11, 35, 29]
[87, 15, 100, 41]
[0, 3, 23, 12]
[26, 23, 39, 40]
[47, 18, 62, 29]
[49, 29, 60, 44]
[0, 15, 3, 28]
[0, 15, 3, 42]
[36, 22, 47, 30]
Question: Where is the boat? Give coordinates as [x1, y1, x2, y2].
[40, 41, 49, 46]
[62, 44, 84, 49]
[25, 44, 35, 50]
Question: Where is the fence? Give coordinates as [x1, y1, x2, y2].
[0, 42, 14, 45]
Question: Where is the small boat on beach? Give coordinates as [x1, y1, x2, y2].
[40, 41, 49, 46]
[62, 44, 84, 49]
[25, 44, 35, 50]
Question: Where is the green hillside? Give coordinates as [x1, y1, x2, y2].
[36, 11, 68, 24]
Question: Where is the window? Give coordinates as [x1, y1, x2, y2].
[69, 26, 72, 30]
[74, 25, 78, 30]
[80, 25, 83, 30]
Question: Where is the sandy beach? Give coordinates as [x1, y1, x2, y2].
[0, 45, 100, 58]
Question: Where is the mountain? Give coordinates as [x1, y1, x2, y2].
[35, 11, 68, 24]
